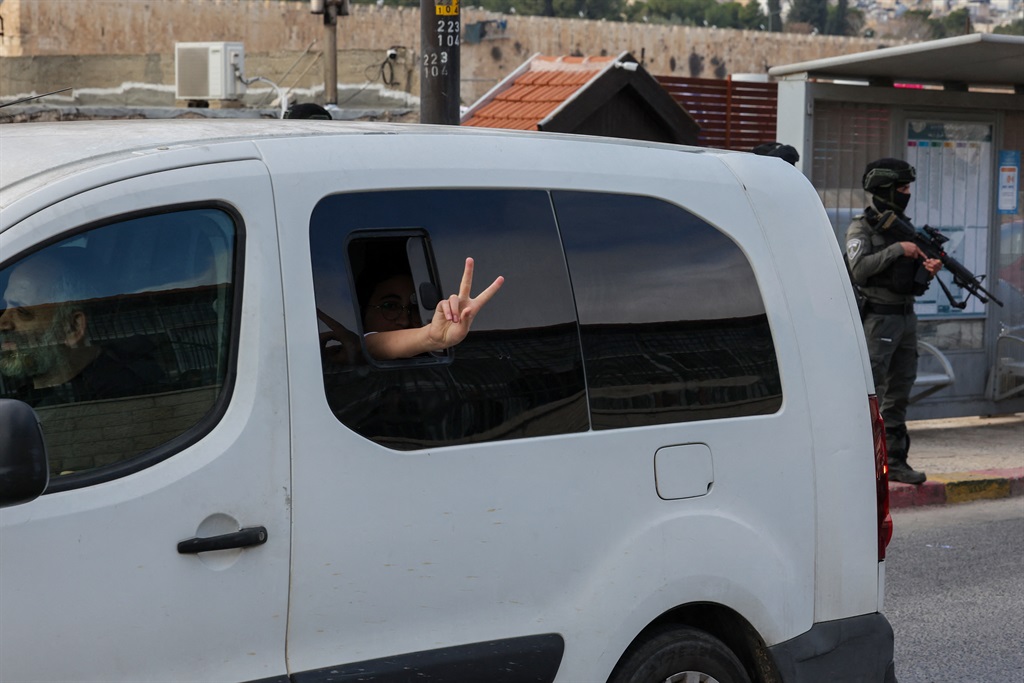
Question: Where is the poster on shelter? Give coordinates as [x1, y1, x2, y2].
[997, 150, 1020, 214]
[905, 121, 993, 316]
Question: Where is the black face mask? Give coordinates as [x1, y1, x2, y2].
[891, 190, 910, 214]
[872, 188, 910, 215]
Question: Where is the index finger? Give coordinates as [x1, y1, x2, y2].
[459, 257, 475, 300]
[471, 275, 505, 308]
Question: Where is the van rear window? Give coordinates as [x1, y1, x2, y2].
[308, 189, 781, 449]
[553, 191, 783, 427]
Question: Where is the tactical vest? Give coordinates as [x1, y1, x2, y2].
[863, 216, 930, 296]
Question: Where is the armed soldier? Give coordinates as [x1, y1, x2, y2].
[846, 158, 942, 485]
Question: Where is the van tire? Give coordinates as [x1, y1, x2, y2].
[608, 625, 752, 683]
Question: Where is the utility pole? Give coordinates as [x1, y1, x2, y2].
[420, 0, 460, 124]
[310, 0, 349, 105]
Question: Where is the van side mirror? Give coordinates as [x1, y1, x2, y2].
[0, 399, 49, 509]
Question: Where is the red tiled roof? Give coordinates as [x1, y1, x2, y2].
[462, 55, 617, 131]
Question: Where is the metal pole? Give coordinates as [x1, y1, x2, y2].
[420, 0, 460, 124]
[725, 74, 732, 150]
[324, 4, 338, 105]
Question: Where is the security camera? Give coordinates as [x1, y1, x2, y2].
[386, 48, 398, 60]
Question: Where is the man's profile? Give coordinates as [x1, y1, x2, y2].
[0, 249, 157, 406]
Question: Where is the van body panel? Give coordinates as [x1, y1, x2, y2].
[0, 121, 892, 682]
[0, 119, 418, 209]
[288, 634, 565, 683]
[723, 154, 883, 620]
[269, 134, 817, 679]
[768, 613, 896, 683]
[0, 161, 292, 682]
[281, 424, 814, 680]
[0, 137, 266, 229]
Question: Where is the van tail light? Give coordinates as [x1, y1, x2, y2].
[870, 395, 893, 561]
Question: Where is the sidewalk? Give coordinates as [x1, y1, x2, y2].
[889, 412, 1024, 509]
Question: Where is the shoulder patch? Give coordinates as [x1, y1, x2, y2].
[847, 238, 863, 262]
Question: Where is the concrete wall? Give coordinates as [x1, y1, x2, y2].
[0, 0, 907, 107]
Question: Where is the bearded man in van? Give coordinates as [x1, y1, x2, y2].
[846, 158, 943, 485]
[0, 249, 156, 407]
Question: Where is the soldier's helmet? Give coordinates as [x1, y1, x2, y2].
[863, 158, 915, 193]
[751, 142, 799, 166]
[863, 158, 916, 213]
[284, 103, 332, 120]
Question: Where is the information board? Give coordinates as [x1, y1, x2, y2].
[905, 120, 993, 317]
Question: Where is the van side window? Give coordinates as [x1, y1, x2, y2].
[552, 191, 783, 428]
[310, 189, 588, 449]
[0, 209, 237, 484]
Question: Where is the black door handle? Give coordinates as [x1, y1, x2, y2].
[177, 526, 268, 554]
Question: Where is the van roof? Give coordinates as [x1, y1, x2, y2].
[1, 119, 711, 209]
[0, 120, 399, 201]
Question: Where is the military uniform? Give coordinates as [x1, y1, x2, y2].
[846, 157, 936, 484]
[847, 212, 924, 481]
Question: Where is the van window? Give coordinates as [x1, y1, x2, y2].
[552, 191, 782, 428]
[0, 208, 237, 485]
[310, 189, 588, 449]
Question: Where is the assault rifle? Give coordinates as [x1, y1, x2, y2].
[868, 207, 1003, 309]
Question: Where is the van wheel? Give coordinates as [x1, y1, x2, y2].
[608, 626, 752, 683]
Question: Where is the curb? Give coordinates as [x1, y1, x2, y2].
[888, 468, 1024, 509]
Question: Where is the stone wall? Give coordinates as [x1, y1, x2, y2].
[37, 387, 219, 476]
[0, 0, 906, 106]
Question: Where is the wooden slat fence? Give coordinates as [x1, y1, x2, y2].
[657, 76, 779, 151]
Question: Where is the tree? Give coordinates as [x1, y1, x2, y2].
[843, 7, 866, 36]
[551, 0, 626, 20]
[994, 18, 1024, 35]
[475, 0, 546, 14]
[878, 7, 975, 39]
[931, 8, 973, 37]
[705, 1, 743, 28]
[474, 0, 623, 19]
[880, 9, 933, 40]
[766, 0, 783, 31]
[824, 0, 849, 35]
[641, 0, 717, 25]
[788, 0, 827, 32]
[738, 0, 768, 30]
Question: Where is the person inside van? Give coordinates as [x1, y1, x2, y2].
[359, 256, 503, 361]
[284, 102, 332, 120]
[751, 141, 799, 166]
[0, 249, 159, 407]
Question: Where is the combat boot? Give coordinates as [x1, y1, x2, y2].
[888, 456, 926, 485]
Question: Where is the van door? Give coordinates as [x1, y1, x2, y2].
[283, 189, 586, 677]
[0, 162, 291, 683]
[280, 184, 812, 681]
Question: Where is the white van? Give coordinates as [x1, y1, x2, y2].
[0, 120, 895, 683]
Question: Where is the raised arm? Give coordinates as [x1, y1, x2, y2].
[365, 257, 504, 361]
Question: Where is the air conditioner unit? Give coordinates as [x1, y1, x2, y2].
[175, 42, 245, 101]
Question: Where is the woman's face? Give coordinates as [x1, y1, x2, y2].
[363, 274, 421, 332]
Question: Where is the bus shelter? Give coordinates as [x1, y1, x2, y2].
[770, 34, 1024, 419]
